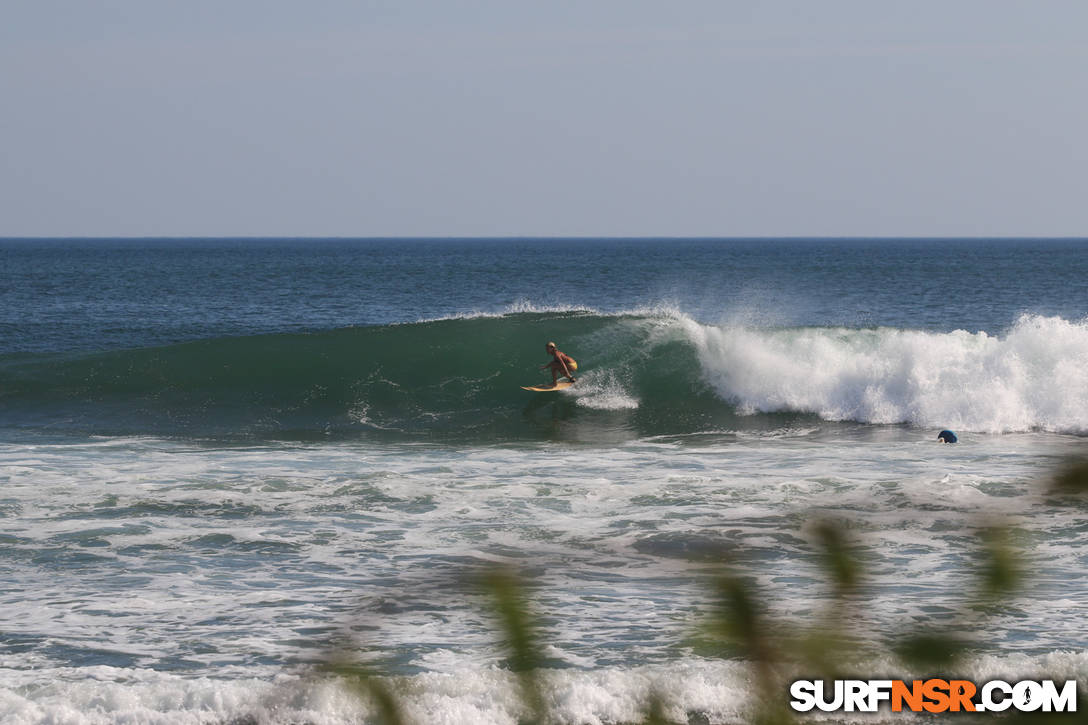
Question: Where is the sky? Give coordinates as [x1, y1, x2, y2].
[2, 1, 1087, 237]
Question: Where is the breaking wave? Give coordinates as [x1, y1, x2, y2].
[1, 311, 1085, 439]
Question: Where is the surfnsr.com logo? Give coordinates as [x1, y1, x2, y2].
[790, 679, 1078, 713]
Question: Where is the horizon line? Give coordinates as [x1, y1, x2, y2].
[3, 235, 1088, 242]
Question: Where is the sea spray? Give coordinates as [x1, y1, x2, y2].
[688, 314, 1088, 433]
[3, 311, 1088, 438]
[572, 369, 640, 410]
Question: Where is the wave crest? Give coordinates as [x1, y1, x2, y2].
[2, 311, 1085, 438]
[687, 314, 1088, 433]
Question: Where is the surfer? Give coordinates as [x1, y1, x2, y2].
[540, 342, 577, 385]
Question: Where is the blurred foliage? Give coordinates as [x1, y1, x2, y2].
[320, 661, 407, 725]
[1050, 458, 1088, 496]
[482, 568, 549, 725]
[893, 630, 971, 671]
[810, 518, 861, 595]
[640, 691, 671, 725]
[977, 525, 1022, 600]
[319, 457, 1088, 725]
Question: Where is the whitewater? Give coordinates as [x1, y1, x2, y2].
[686, 312, 1088, 434]
[2, 238, 1087, 724]
[5, 309, 1087, 437]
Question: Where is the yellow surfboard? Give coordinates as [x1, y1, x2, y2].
[521, 381, 575, 392]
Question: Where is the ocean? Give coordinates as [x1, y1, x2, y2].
[1, 238, 1087, 724]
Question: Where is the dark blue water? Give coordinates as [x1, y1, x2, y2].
[3, 238, 1085, 355]
[3, 238, 1088, 723]
[2, 238, 1086, 442]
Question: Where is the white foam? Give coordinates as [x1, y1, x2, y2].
[0, 667, 366, 725]
[0, 663, 743, 725]
[408, 300, 600, 324]
[684, 314, 1088, 433]
[2, 430, 1086, 723]
[571, 371, 640, 410]
[404, 299, 690, 325]
[4, 651, 1088, 725]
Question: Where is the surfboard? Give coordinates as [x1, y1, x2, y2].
[521, 381, 575, 392]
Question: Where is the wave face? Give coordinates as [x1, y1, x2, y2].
[2, 311, 1086, 439]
